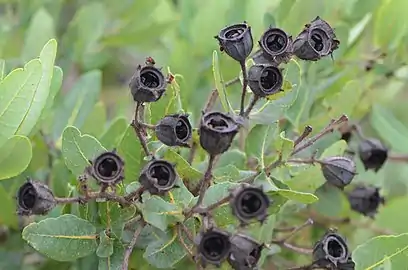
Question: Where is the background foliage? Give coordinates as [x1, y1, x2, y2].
[1, 0, 408, 269]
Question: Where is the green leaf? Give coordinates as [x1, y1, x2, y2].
[22, 8, 55, 61]
[375, 197, 408, 234]
[117, 126, 141, 184]
[143, 228, 187, 269]
[163, 179, 194, 208]
[273, 131, 294, 161]
[141, 196, 183, 231]
[100, 117, 128, 149]
[62, 2, 107, 63]
[40, 66, 63, 126]
[0, 59, 42, 147]
[201, 182, 240, 227]
[98, 241, 125, 270]
[22, 214, 97, 262]
[275, 189, 318, 204]
[371, 105, 408, 152]
[96, 230, 114, 258]
[0, 185, 18, 228]
[374, 0, 408, 50]
[52, 70, 102, 141]
[216, 149, 246, 169]
[61, 126, 106, 176]
[245, 124, 277, 167]
[213, 165, 255, 183]
[254, 171, 279, 192]
[212, 50, 233, 112]
[98, 202, 136, 239]
[0, 135, 32, 180]
[353, 233, 408, 270]
[163, 148, 203, 186]
[81, 102, 107, 137]
[312, 183, 349, 218]
[0, 59, 4, 81]
[17, 39, 58, 135]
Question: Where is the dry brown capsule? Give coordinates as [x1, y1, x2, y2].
[215, 22, 254, 62]
[230, 183, 270, 225]
[247, 64, 283, 98]
[199, 111, 239, 156]
[321, 156, 356, 188]
[138, 159, 177, 195]
[347, 185, 385, 218]
[16, 178, 56, 216]
[313, 230, 355, 269]
[228, 233, 263, 270]
[87, 150, 125, 188]
[129, 63, 167, 103]
[358, 138, 388, 172]
[195, 228, 231, 268]
[155, 114, 192, 147]
[253, 27, 293, 66]
[293, 16, 340, 61]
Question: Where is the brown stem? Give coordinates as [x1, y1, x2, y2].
[177, 225, 194, 259]
[388, 153, 408, 162]
[294, 126, 313, 147]
[55, 191, 132, 207]
[277, 219, 314, 243]
[196, 194, 232, 214]
[271, 240, 313, 255]
[239, 61, 248, 116]
[132, 102, 151, 157]
[122, 220, 146, 270]
[291, 115, 348, 156]
[124, 186, 145, 202]
[243, 95, 260, 117]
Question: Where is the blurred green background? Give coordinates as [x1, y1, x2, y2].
[2, 0, 408, 269]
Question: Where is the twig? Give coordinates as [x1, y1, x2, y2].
[124, 186, 145, 202]
[55, 191, 132, 207]
[271, 240, 313, 255]
[196, 194, 232, 214]
[177, 225, 194, 259]
[131, 102, 151, 157]
[277, 219, 314, 243]
[294, 126, 313, 147]
[291, 115, 348, 156]
[239, 61, 248, 116]
[388, 153, 408, 162]
[243, 95, 260, 117]
[179, 222, 195, 242]
[193, 155, 216, 205]
[122, 220, 146, 270]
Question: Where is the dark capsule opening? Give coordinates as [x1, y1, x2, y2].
[140, 70, 160, 88]
[208, 118, 229, 130]
[19, 183, 37, 210]
[265, 33, 287, 53]
[235, 188, 268, 219]
[175, 118, 190, 141]
[309, 29, 328, 52]
[225, 28, 245, 39]
[241, 192, 262, 215]
[149, 164, 171, 186]
[367, 149, 388, 166]
[97, 158, 118, 178]
[201, 233, 230, 261]
[327, 238, 345, 258]
[260, 67, 278, 90]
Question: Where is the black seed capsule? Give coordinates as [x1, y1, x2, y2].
[313, 230, 355, 269]
[16, 179, 56, 216]
[293, 16, 340, 61]
[139, 159, 177, 195]
[129, 63, 167, 103]
[155, 114, 192, 147]
[228, 233, 263, 270]
[215, 22, 254, 62]
[247, 64, 283, 98]
[347, 185, 385, 218]
[88, 150, 125, 187]
[254, 27, 293, 66]
[358, 138, 388, 172]
[230, 183, 270, 225]
[199, 111, 239, 156]
[321, 156, 356, 188]
[195, 228, 231, 268]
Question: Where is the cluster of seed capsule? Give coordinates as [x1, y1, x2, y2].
[14, 16, 391, 270]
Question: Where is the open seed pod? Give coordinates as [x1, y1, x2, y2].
[129, 63, 167, 103]
[230, 183, 270, 225]
[138, 159, 178, 195]
[254, 27, 293, 66]
[247, 64, 283, 98]
[228, 233, 264, 270]
[16, 178, 56, 216]
[195, 227, 231, 268]
[87, 150, 125, 187]
[155, 114, 192, 147]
